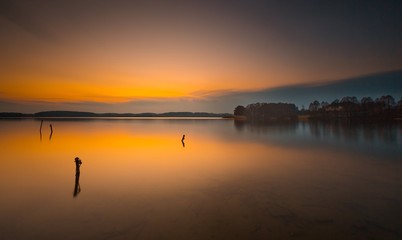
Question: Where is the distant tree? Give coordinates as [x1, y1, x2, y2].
[398, 98, 402, 114]
[309, 100, 320, 111]
[340, 96, 359, 104]
[331, 99, 339, 105]
[237, 94, 399, 121]
[361, 97, 374, 104]
[379, 95, 395, 108]
[339, 96, 360, 116]
[359, 96, 377, 115]
[242, 102, 297, 121]
[234, 105, 246, 116]
[321, 101, 329, 109]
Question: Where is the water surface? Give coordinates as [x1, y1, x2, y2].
[0, 118, 401, 239]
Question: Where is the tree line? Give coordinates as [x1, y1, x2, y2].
[305, 95, 402, 119]
[234, 95, 402, 121]
[234, 103, 298, 121]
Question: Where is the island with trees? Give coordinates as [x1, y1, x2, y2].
[234, 95, 402, 122]
[234, 103, 298, 122]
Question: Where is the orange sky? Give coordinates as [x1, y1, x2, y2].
[0, 1, 401, 112]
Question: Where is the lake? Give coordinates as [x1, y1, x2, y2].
[0, 118, 401, 239]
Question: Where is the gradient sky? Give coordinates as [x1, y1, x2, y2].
[0, 0, 401, 113]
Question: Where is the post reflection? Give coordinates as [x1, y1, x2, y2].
[73, 171, 81, 197]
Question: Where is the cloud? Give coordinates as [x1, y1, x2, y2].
[190, 89, 238, 98]
[214, 69, 402, 108]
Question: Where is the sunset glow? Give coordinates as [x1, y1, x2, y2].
[1, 0, 401, 113]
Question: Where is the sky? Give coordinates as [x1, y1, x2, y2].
[0, 0, 401, 113]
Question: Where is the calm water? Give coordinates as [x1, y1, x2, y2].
[0, 118, 401, 240]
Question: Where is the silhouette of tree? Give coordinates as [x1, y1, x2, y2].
[309, 100, 320, 111]
[398, 98, 402, 115]
[238, 94, 400, 121]
[234, 105, 246, 116]
[331, 99, 339, 105]
[361, 97, 374, 104]
[341, 96, 359, 104]
[241, 102, 297, 121]
[379, 95, 395, 108]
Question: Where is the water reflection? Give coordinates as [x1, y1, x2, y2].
[306, 120, 401, 145]
[235, 120, 298, 134]
[38, 120, 54, 141]
[73, 170, 81, 197]
[0, 119, 400, 239]
[234, 120, 402, 146]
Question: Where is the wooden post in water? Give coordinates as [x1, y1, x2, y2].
[73, 157, 82, 197]
[181, 134, 185, 148]
[49, 124, 53, 140]
[39, 120, 43, 141]
[74, 157, 82, 175]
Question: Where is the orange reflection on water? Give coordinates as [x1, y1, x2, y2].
[0, 120, 277, 196]
[1, 119, 402, 240]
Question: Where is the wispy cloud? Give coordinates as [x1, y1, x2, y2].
[190, 89, 240, 99]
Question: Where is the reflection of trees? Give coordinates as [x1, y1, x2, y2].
[361, 124, 375, 143]
[307, 120, 400, 144]
[377, 124, 398, 144]
[234, 119, 400, 146]
[308, 120, 331, 139]
[233, 120, 298, 135]
[234, 119, 246, 131]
